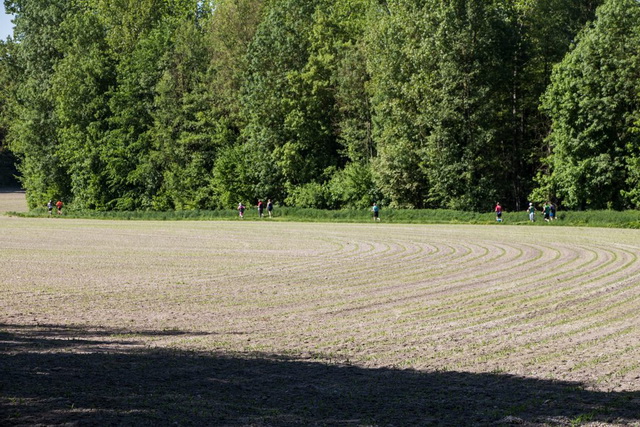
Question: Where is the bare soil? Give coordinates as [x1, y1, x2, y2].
[0, 189, 28, 213]
[1, 193, 639, 425]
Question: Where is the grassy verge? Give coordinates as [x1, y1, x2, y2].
[6, 206, 640, 228]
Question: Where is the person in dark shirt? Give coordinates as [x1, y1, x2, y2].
[543, 202, 551, 222]
[257, 200, 264, 218]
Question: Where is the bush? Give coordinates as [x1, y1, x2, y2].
[327, 162, 381, 209]
[284, 182, 329, 208]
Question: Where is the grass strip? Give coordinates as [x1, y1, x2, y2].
[7, 207, 640, 228]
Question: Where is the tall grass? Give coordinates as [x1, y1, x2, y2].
[8, 206, 640, 228]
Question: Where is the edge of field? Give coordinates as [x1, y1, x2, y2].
[5, 206, 640, 229]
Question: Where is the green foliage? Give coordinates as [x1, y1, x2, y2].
[310, 0, 374, 165]
[538, 0, 640, 209]
[204, 0, 263, 127]
[624, 156, 640, 207]
[514, 0, 603, 205]
[284, 181, 329, 209]
[365, 0, 431, 208]
[422, 0, 518, 211]
[327, 161, 380, 209]
[150, 15, 216, 210]
[200, 0, 265, 207]
[0, 40, 19, 187]
[5, 0, 76, 207]
[210, 144, 254, 209]
[242, 0, 338, 201]
[6, 0, 634, 213]
[366, 0, 602, 211]
[51, 7, 113, 209]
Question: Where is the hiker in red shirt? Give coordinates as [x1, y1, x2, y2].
[56, 200, 63, 215]
[495, 202, 503, 223]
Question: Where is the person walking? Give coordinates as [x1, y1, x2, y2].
[527, 203, 535, 222]
[47, 200, 53, 217]
[257, 200, 264, 218]
[267, 199, 273, 218]
[56, 200, 63, 215]
[238, 202, 245, 218]
[495, 202, 503, 223]
[550, 203, 556, 221]
[372, 202, 381, 222]
[543, 202, 551, 222]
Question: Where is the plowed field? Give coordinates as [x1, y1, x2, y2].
[0, 190, 27, 213]
[1, 211, 639, 425]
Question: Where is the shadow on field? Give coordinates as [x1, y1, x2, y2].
[1, 324, 638, 426]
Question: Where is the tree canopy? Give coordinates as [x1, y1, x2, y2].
[3, 0, 638, 212]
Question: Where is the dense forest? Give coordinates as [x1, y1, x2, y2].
[0, 0, 638, 211]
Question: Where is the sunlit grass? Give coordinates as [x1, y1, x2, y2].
[7, 205, 640, 228]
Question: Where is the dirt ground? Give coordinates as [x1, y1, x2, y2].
[1, 193, 639, 425]
[0, 189, 28, 213]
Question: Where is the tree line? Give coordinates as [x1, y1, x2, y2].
[0, 0, 638, 212]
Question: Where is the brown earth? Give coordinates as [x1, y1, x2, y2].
[0, 189, 28, 213]
[1, 193, 639, 425]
